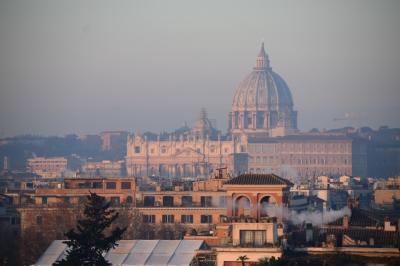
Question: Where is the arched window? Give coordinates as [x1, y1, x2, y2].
[259, 196, 277, 218]
[234, 196, 251, 217]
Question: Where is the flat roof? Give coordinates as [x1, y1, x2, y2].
[33, 239, 205, 266]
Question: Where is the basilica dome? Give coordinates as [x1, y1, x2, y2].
[229, 43, 297, 137]
[232, 43, 294, 112]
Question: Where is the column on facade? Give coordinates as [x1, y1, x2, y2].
[166, 164, 171, 177]
[200, 164, 204, 176]
[182, 164, 187, 176]
[171, 164, 176, 177]
[192, 164, 195, 177]
[182, 164, 186, 177]
[264, 111, 269, 129]
[228, 112, 233, 130]
[227, 194, 233, 217]
[132, 165, 137, 176]
[177, 164, 182, 177]
[157, 164, 161, 176]
[250, 194, 258, 218]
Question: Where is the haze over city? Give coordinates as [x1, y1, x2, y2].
[2, 2, 400, 266]
[0, 0, 399, 137]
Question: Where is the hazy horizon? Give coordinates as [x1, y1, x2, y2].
[1, 0, 400, 137]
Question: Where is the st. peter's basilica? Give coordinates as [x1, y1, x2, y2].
[126, 44, 365, 178]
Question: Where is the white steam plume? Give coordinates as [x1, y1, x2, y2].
[264, 205, 351, 226]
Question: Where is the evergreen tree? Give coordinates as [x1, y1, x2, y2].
[53, 192, 126, 266]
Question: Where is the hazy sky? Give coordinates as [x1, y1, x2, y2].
[0, 0, 399, 137]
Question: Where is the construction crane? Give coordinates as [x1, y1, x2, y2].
[332, 112, 362, 129]
[333, 112, 361, 122]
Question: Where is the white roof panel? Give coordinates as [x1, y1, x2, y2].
[121, 240, 159, 266]
[167, 240, 204, 266]
[167, 254, 195, 266]
[105, 240, 138, 266]
[35, 239, 204, 266]
[35, 240, 67, 266]
[144, 240, 181, 266]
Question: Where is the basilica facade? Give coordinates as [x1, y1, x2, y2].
[126, 44, 366, 178]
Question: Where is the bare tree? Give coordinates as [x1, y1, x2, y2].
[117, 207, 143, 239]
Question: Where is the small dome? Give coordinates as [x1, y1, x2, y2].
[192, 108, 216, 138]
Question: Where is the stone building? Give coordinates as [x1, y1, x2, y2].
[100, 131, 128, 151]
[126, 129, 357, 179]
[31, 177, 136, 206]
[126, 109, 243, 178]
[81, 160, 126, 177]
[126, 44, 366, 178]
[247, 135, 354, 177]
[15, 173, 291, 241]
[373, 177, 400, 209]
[26, 157, 67, 178]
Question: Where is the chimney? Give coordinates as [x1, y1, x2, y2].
[354, 196, 360, 208]
[398, 218, 400, 232]
[347, 197, 353, 210]
[384, 217, 396, 232]
[369, 238, 374, 246]
[277, 223, 284, 237]
[326, 234, 337, 248]
[306, 223, 313, 243]
[343, 215, 349, 229]
[282, 235, 288, 250]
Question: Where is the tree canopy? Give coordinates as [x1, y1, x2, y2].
[53, 192, 126, 266]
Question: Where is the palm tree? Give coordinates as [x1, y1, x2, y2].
[258, 257, 269, 266]
[237, 255, 249, 266]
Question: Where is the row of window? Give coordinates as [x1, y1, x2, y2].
[249, 156, 276, 164]
[248, 143, 351, 154]
[143, 214, 213, 224]
[281, 143, 350, 151]
[41, 195, 133, 205]
[106, 181, 132, 189]
[240, 230, 266, 247]
[143, 195, 226, 207]
[66, 181, 132, 190]
[249, 157, 351, 165]
[36, 213, 213, 226]
[135, 146, 231, 155]
[248, 145, 276, 154]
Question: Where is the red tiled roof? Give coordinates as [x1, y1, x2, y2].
[321, 228, 400, 247]
[225, 173, 293, 186]
[328, 208, 380, 227]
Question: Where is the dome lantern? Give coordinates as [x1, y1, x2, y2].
[255, 42, 270, 70]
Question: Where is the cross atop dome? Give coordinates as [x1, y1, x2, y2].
[255, 42, 270, 70]
[258, 42, 267, 57]
[200, 107, 208, 120]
